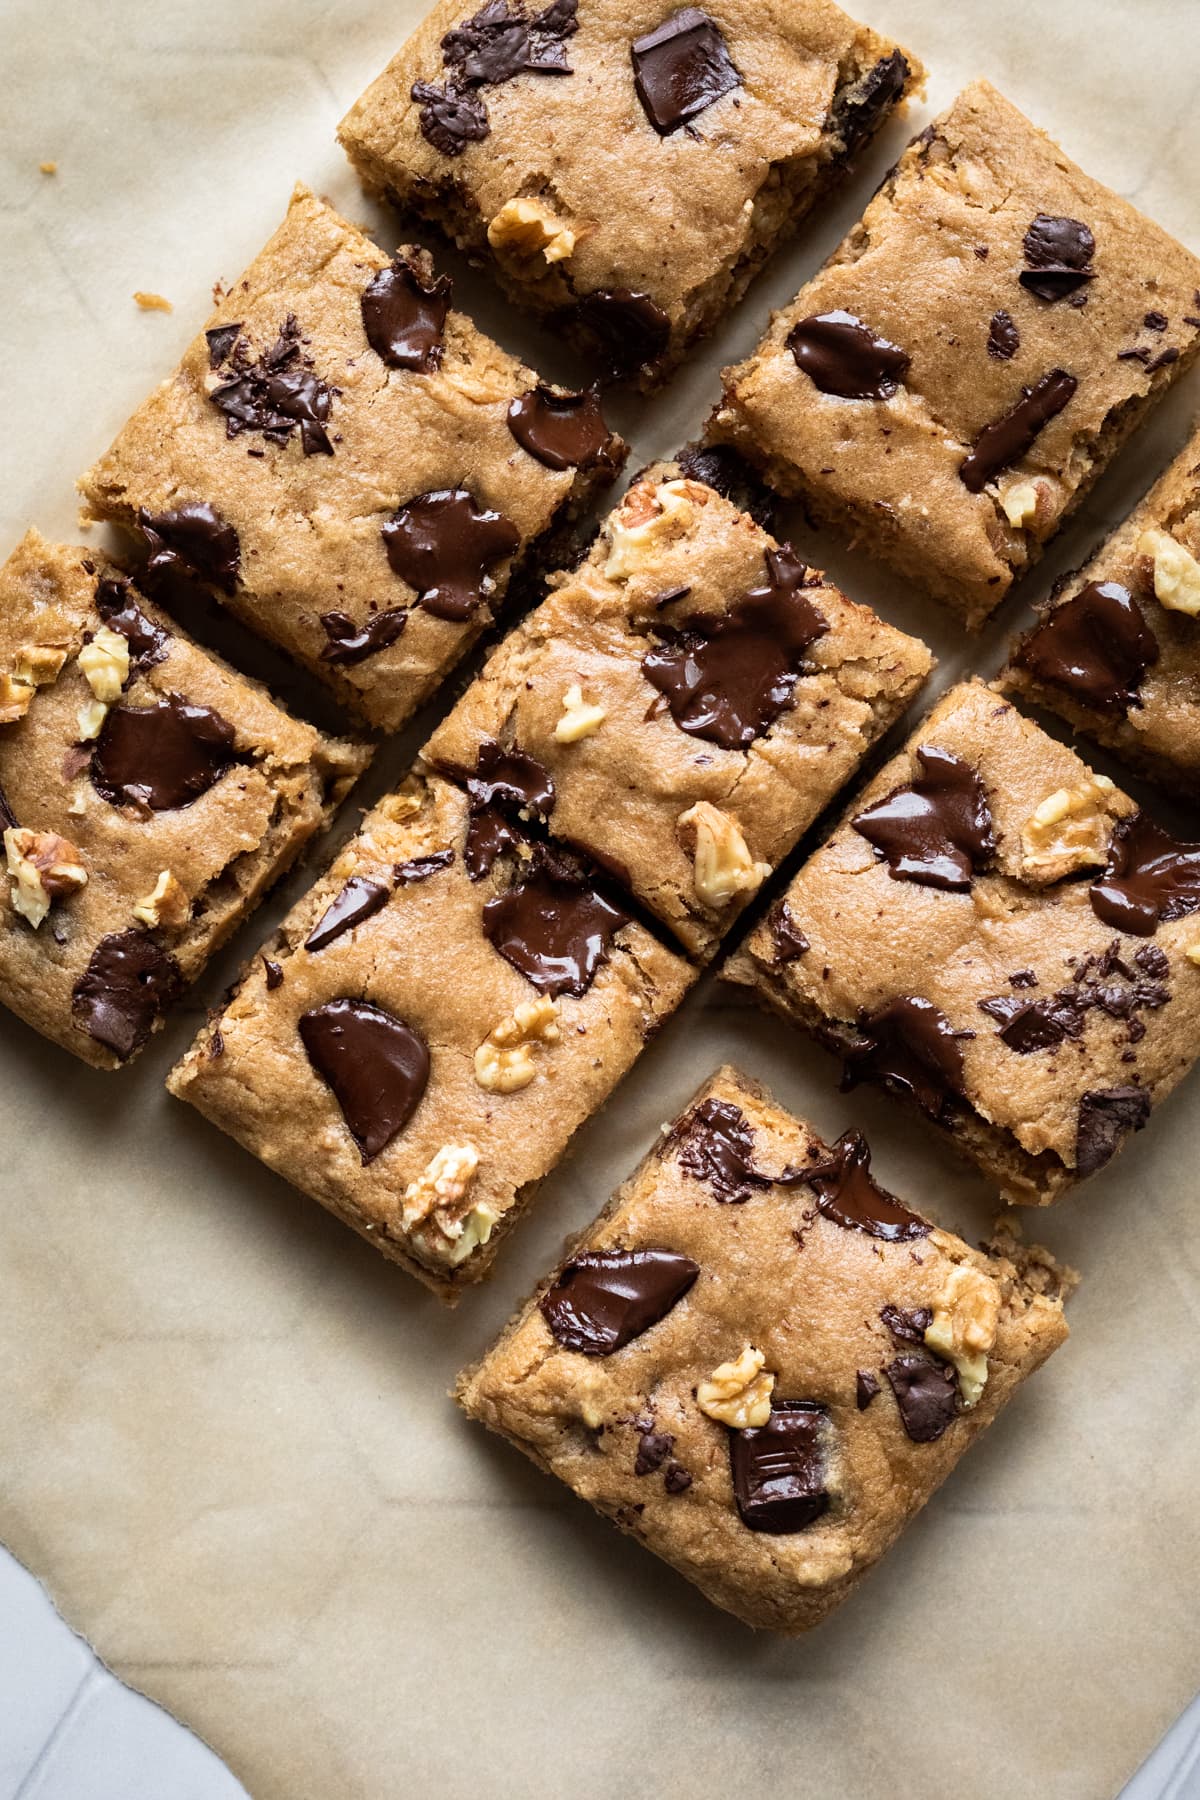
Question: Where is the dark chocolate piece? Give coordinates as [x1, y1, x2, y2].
[361, 258, 453, 372]
[663, 1463, 693, 1494]
[842, 995, 967, 1122]
[482, 863, 629, 997]
[1019, 214, 1096, 303]
[787, 310, 910, 400]
[299, 999, 430, 1164]
[829, 49, 909, 155]
[886, 1355, 959, 1442]
[880, 1304, 933, 1344]
[207, 314, 334, 456]
[1090, 811, 1200, 935]
[304, 877, 390, 954]
[319, 607, 408, 665]
[94, 576, 169, 668]
[442, 0, 578, 84]
[382, 488, 520, 621]
[394, 851, 455, 884]
[1075, 1085, 1151, 1176]
[263, 957, 284, 990]
[987, 310, 1020, 360]
[205, 324, 242, 368]
[468, 739, 555, 818]
[729, 1402, 829, 1534]
[1015, 581, 1158, 714]
[1144, 311, 1169, 332]
[674, 442, 775, 530]
[631, 8, 740, 136]
[960, 369, 1077, 493]
[769, 900, 809, 964]
[852, 745, 994, 892]
[539, 1248, 699, 1354]
[634, 1430, 674, 1475]
[978, 991, 1079, 1053]
[91, 694, 240, 812]
[137, 503, 241, 595]
[411, 79, 490, 155]
[641, 546, 827, 750]
[672, 1097, 765, 1204]
[568, 289, 672, 381]
[856, 1370, 880, 1410]
[71, 929, 183, 1061]
[806, 1131, 929, 1241]
[506, 384, 614, 471]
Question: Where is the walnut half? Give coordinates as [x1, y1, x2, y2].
[4, 826, 88, 928]
[697, 1346, 775, 1428]
[1137, 527, 1200, 616]
[475, 997, 560, 1093]
[923, 1255, 1000, 1409]
[677, 802, 770, 910]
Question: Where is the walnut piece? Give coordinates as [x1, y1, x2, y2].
[1000, 478, 1048, 530]
[75, 624, 130, 739]
[1137, 527, 1200, 616]
[923, 1258, 1000, 1409]
[3, 826, 88, 928]
[401, 1142, 481, 1231]
[132, 868, 189, 929]
[677, 801, 770, 909]
[0, 643, 69, 724]
[554, 683, 606, 743]
[604, 479, 708, 578]
[1020, 774, 1118, 875]
[697, 1346, 775, 1428]
[475, 997, 560, 1093]
[487, 196, 576, 265]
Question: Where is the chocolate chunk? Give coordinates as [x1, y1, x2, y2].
[205, 323, 243, 368]
[469, 739, 555, 818]
[361, 258, 452, 372]
[137, 503, 241, 595]
[787, 310, 910, 401]
[1090, 811, 1200, 935]
[91, 694, 240, 812]
[886, 1355, 959, 1442]
[94, 576, 168, 668]
[1147, 347, 1180, 373]
[631, 8, 740, 135]
[880, 1304, 933, 1344]
[483, 862, 629, 996]
[856, 1370, 880, 1410]
[634, 1430, 674, 1475]
[729, 1402, 829, 1533]
[663, 1463, 693, 1494]
[829, 49, 909, 155]
[319, 607, 408, 665]
[411, 79, 490, 154]
[539, 1247, 699, 1354]
[674, 442, 776, 530]
[987, 310, 1020, 360]
[1019, 214, 1096, 302]
[299, 999, 429, 1164]
[394, 851, 455, 884]
[672, 1097, 768, 1204]
[442, 0, 578, 85]
[842, 996, 967, 1122]
[304, 877, 390, 954]
[71, 929, 182, 1061]
[263, 957, 284, 990]
[1135, 943, 1170, 978]
[960, 369, 1077, 492]
[506, 384, 614, 470]
[382, 489, 520, 622]
[852, 745, 994, 892]
[978, 991, 1080, 1053]
[568, 289, 672, 382]
[769, 900, 809, 964]
[1015, 581, 1158, 714]
[641, 546, 827, 751]
[1075, 1085, 1151, 1176]
[1144, 310, 1169, 332]
[806, 1131, 929, 1241]
[208, 314, 335, 456]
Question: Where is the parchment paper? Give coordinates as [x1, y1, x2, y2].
[2, 2, 1198, 1795]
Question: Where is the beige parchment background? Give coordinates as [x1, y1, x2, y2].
[2, 1, 1199, 1795]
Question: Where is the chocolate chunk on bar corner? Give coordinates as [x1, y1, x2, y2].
[0, 530, 368, 1070]
[710, 79, 1200, 625]
[77, 183, 625, 733]
[724, 679, 1200, 1204]
[456, 1064, 1071, 1633]
[336, 0, 923, 389]
[166, 773, 694, 1298]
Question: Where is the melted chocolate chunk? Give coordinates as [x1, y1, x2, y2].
[320, 607, 408, 665]
[852, 745, 994, 892]
[91, 694, 240, 812]
[205, 323, 242, 368]
[842, 996, 967, 1122]
[806, 1131, 929, 1241]
[539, 1247, 699, 1354]
[361, 258, 453, 371]
[987, 310, 1020, 360]
[411, 79, 490, 154]
[978, 991, 1080, 1053]
[880, 1304, 933, 1344]
[263, 957, 284, 990]
[568, 289, 672, 382]
[1016, 581, 1158, 714]
[506, 384, 614, 470]
[304, 877, 390, 954]
[394, 851, 455, 884]
[299, 999, 429, 1164]
[729, 1402, 829, 1534]
[482, 861, 629, 996]
[960, 369, 1077, 493]
[674, 443, 776, 530]
[634, 1430, 674, 1475]
[137, 503, 241, 595]
[207, 314, 335, 456]
[1090, 811, 1200, 935]
[787, 310, 910, 400]
[856, 1370, 880, 1410]
[769, 899, 809, 964]
[829, 49, 909, 154]
[442, 0, 578, 84]
[631, 8, 740, 135]
[71, 929, 183, 1061]
[1075, 1085, 1151, 1176]
[469, 739, 555, 817]
[1020, 214, 1096, 303]
[1144, 310, 1169, 332]
[641, 546, 827, 750]
[382, 489, 520, 622]
[673, 1097, 765, 1203]
[886, 1355, 959, 1442]
[94, 576, 168, 668]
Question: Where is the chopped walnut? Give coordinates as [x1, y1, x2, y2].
[0, 643, 69, 723]
[401, 1142, 481, 1231]
[1137, 527, 1200, 616]
[604, 479, 708, 578]
[487, 196, 576, 265]
[554, 683, 606, 743]
[1000, 478, 1049, 530]
[75, 624, 130, 739]
[677, 801, 770, 910]
[923, 1258, 1000, 1409]
[3, 826, 88, 928]
[132, 868, 189, 929]
[475, 996, 560, 1093]
[697, 1346, 775, 1429]
[1020, 775, 1118, 875]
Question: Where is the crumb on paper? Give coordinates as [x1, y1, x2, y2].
[134, 290, 173, 313]
[39, 160, 58, 175]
